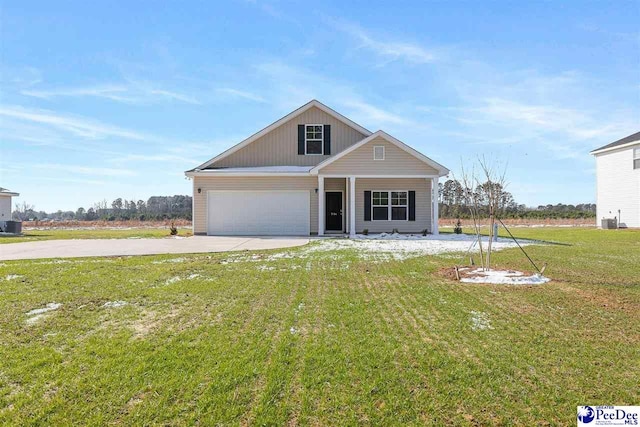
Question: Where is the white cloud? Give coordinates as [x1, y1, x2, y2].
[107, 153, 199, 165]
[34, 163, 136, 177]
[21, 82, 200, 105]
[462, 97, 637, 153]
[0, 105, 148, 140]
[216, 87, 266, 103]
[330, 19, 437, 64]
[340, 99, 409, 126]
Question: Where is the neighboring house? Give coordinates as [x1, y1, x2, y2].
[590, 131, 640, 228]
[0, 188, 19, 221]
[185, 100, 449, 236]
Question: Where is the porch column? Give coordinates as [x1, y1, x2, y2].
[432, 176, 439, 235]
[318, 175, 325, 236]
[345, 177, 349, 232]
[349, 176, 356, 237]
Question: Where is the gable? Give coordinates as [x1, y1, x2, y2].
[208, 106, 369, 168]
[317, 136, 441, 176]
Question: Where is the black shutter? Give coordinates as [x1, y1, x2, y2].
[408, 191, 416, 221]
[298, 125, 305, 155]
[364, 191, 371, 221]
[323, 124, 331, 155]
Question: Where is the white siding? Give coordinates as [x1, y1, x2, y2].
[0, 197, 11, 220]
[595, 144, 640, 228]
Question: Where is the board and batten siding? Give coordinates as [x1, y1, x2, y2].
[355, 178, 433, 233]
[595, 144, 640, 228]
[193, 176, 319, 234]
[211, 107, 368, 168]
[320, 137, 440, 176]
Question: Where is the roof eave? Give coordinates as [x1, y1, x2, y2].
[185, 170, 312, 178]
[590, 139, 640, 155]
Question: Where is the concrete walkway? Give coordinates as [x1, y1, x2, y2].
[0, 236, 309, 261]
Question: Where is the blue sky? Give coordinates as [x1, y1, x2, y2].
[1, 0, 638, 212]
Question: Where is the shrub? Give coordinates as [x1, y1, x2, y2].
[362, 228, 369, 235]
[422, 229, 429, 236]
[454, 218, 462, 234]
[169, 221, 178, 236]
[391, 228, 399, 234]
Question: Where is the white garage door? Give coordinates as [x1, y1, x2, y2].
[207, 191, 310, 236]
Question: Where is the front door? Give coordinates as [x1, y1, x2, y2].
[325, 192, 343, 231]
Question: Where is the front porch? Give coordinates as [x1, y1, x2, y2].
[317, 175, 440, 237]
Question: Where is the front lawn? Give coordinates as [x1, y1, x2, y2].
[0, 228, 638, 425]
[0, 227, 192, 244]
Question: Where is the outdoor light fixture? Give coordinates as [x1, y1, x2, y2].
[315, 188, 318, 193]
[197, 188, 202, 194]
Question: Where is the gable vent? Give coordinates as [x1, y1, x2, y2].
[373, 145, 385, 160]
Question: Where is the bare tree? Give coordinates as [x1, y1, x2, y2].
[458, 156, 509, 270]
[476, 156, 508, 269]
[13, 202, 35, 221]
[458, 163, 485, 270]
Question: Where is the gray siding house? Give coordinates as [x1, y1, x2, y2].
[186, 100, 449, 236]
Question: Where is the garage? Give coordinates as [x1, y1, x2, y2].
[207, 190, 310, 236]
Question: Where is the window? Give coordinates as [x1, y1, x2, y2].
[371, 191, 408, 221]
[373, 145, 385, 160]
[391, 191, 408, 220]
[634, 147, 640, 170]
[372, 191, 389, 220]
[305, 124, 323, 155]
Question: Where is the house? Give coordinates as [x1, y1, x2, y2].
[0, 187, 19, 221]
[590, 131, 640, 228]
[185, 100, 449, 236]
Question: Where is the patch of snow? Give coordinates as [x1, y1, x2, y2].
[26, 314, 45, 325]
[102, 301, 128, 308]
[5, 274, 23, 281]
[27, 303, 62, 316]
[152, 257, 187, 264]
[187, 273, 201, 279]
[215, 233, 540, 265]
[164, 276, 182, 285]
[32, 259, 72, 265]
[470, 311, 493, 331]
[460, 269, 550, 285]
[308, 233, 535, 261]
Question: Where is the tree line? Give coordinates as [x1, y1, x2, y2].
[12, 187, 596, 222]
[13, 195, 192, 221]
[438, 179, 596, 219]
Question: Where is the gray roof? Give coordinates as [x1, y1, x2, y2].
[0, 188, 19, 197]
[591, 131, 640, 154]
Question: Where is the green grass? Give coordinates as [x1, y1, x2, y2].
[0, 227, 193, 244]
[0, 228, 638, 425]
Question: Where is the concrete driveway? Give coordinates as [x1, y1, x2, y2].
[0, 236, 309, 261]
